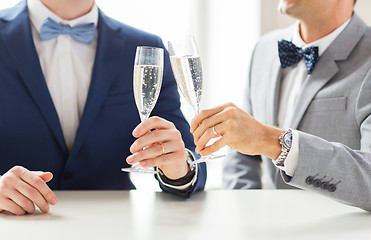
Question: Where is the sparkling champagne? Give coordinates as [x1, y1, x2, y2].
[170, 56, 203, 113]
[133, 65, 163, 121]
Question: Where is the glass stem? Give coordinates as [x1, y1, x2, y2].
[194, 103, 200, 115]
[140, 114, 150, 122]
[139, 114, 150, 155]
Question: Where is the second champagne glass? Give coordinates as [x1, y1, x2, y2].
[168, 36, 225, 165]
[121, 46, 164, 174]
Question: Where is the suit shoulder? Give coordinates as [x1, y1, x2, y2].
[101, 13, 161, 43]
[251, 24, 294, 63]
[0, 1, 26, 22]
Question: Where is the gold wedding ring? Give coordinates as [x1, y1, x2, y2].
[212, 126, 218, 136]
[159, 142, 165, 155]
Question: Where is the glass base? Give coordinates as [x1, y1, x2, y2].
[191, 153, 225, 165]
[121, 162, 157, 174]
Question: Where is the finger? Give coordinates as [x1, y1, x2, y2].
[127, 141, 178, 165]
[33, 172, 53, 183]
[140, 151, 185, 168]
[0, 198, 26, 215]
[192, 110, 227, 144]
[190, 108, 221, 133]
[195, 126, 222, 154]
[130, 129, 180, 153]
[8, 190, 36, 214]
[132, 116, 174, 138]
[190, 103, 234, 133]
[19, 170, 57, 206]
[200, 137, 227, 156]
[15, 180, 50, 213]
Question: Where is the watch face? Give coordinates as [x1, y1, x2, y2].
[283, 132, 293, 148]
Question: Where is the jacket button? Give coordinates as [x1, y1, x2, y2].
[305, 176, 314, 185]
[313, 179, 322, 188]
[321, 181, 329, 190]
[63, 172, 73, 180]
[328, 184, 337, 192]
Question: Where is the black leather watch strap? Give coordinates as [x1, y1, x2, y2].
[158, 167, 196, 186]
[157, 150, 196, 186]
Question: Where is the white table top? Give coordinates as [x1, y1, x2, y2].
[0, 190, 369, 240]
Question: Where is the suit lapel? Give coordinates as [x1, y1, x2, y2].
[289, 13, 367, 129]
[267, 58, 282, 126]
[68, 11, 127, 158]
[0, 1, 67, 153]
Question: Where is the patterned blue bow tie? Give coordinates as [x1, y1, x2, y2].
[40, 17, 96, 44]
[278, 39, 319, 74]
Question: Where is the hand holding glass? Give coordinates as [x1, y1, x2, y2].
[121, 46, 164, 174]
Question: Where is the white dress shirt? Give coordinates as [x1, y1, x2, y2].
[277, 18, 351, 176]
[28, 0, 98, 151]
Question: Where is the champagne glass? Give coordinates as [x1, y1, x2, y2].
[121, 46, 164, 174]
[168, 36, 225, 165]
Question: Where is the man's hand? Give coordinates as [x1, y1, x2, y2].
[190, 102, 284, 159]
[0, 166, 57, 215]
[126, 116, 189, 180]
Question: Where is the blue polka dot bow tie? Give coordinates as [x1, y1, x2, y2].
[278, 39, 319, 74]
[40, 17, 96, 44]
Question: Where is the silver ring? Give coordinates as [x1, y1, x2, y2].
[212, 126, 218, 136]
[159, 142, 165, 155]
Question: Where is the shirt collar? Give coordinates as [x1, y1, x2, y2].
[291, 17, 351, 56]
[27, 0, 98, 34]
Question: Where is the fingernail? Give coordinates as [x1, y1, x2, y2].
[43, 205, 50, 213]
[51, 197, 58, 205]
[129, 146, 135, 154]
[133, 128, 139, 137]
[126, 155, 134, 163]
[140, 160, 147, 166]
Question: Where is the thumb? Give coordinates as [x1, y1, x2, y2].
[33, 171, 54, 183]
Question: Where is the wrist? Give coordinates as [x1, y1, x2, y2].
[159, 150, 191, 180]
[261, 125, 285, 159]
[160, 162, 189, 180]
[158, 150, 196, 186]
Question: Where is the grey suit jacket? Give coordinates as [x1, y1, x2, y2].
[223, 14, 371, 211]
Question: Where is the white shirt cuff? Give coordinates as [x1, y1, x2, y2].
[275, 129, 299, 177]
[156, 149, 198, 190]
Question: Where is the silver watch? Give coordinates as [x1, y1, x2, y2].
[275, 129, 293, 166]
[185, 149, 196, 172]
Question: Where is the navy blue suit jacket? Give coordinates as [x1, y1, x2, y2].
[0, 1, 206, 197]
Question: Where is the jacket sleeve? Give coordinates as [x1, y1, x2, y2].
[282, 131, 371, 211]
